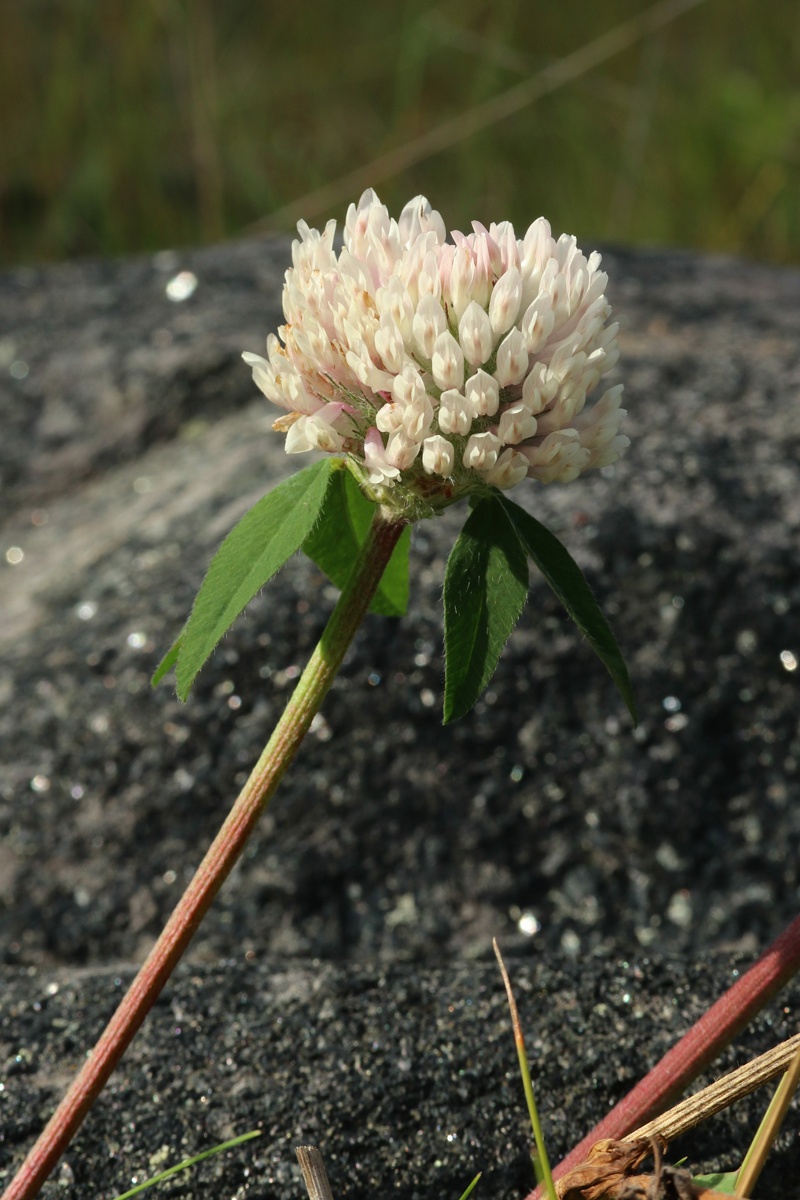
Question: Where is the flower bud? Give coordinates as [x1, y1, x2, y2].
[243, 189, 627, 508]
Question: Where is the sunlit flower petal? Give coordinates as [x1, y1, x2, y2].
[494, 328, 529, 387]
[459, 301, 494, 368]
[465, 370, 500, 418]
[438, 389, 472, 436]
[489, 266, 522, 336]
[422, 434, 455, 477]
[431, 330, 465, 391]
[463, 431, 502, 472]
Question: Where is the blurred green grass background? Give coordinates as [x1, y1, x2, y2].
[2, 0, 799, 268]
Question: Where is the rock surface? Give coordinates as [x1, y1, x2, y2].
[0, 236, 799, 1197]
[2, 958, 799, 1200]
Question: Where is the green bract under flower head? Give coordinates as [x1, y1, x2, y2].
[244, 189, 628, 515]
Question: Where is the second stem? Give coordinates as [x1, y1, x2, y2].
[3, 506, 408, 1200]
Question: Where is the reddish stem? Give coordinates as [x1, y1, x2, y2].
[527, 912, 800, 1198]
[2, 509, 407, 1200]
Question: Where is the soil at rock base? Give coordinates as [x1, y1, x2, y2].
[0, 236, 798, 1198]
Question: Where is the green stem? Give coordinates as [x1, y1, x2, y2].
[2, 507, 408, 1200]
[527, 911, 800, 1198]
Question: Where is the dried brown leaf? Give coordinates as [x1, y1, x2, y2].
[555, 1138, 734, 1200]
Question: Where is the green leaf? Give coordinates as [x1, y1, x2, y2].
[692, 1172, 739, 1194]
[169, 458, 334, 700]
[112, 1131, 261, 1200]
[443, 494, 529, 724]
[302, 464, 410, 616]
[151, 634, 182, 687]
[496, 493, 638, 725]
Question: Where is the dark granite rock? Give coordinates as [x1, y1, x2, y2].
[0, 236, 799, 1197]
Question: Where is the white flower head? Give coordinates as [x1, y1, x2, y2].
[243, 190, 627, 515]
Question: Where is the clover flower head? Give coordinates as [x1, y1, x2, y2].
[244, 190, 628, 514]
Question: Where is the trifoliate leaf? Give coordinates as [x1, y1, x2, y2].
[496, 493, 637, 724]
[154, 458, 334, 700]
[302, 464, 410, 616]
[443, 494, 529, 724]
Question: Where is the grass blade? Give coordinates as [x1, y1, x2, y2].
[493, 939, 557, 1200]
[455, 1172, 482, 1200]
[112, 1130, 261, 1200]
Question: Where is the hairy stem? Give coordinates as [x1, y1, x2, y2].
[527, 912, 800, 1197]
[2, 507, 408, 1200]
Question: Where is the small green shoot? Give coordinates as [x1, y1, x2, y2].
[455, 1172, 482, 1200]
[111, 1130, 261, 1200]
[493, 939, 557, 1200]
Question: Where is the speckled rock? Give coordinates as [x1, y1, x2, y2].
[0, 237, 799, 1197]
